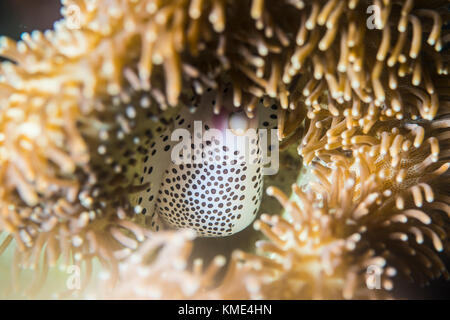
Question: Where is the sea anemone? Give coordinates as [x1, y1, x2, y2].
[97, 122, 449, 299]
[0, 0, 449, 299]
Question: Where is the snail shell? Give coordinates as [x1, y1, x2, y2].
[129, 87, 278, 237]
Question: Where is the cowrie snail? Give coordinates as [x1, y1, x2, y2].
[128, 86, 278, 237]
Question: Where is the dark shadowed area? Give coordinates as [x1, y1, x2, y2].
[0, 0, 62, 40]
